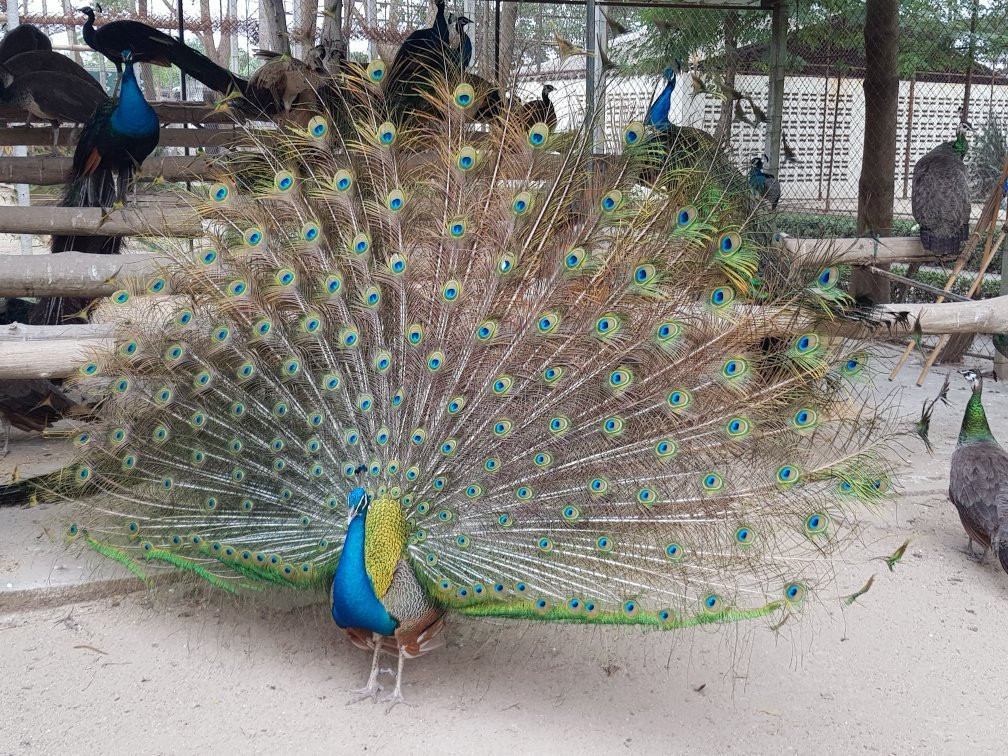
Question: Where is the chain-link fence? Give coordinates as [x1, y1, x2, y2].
[7, 0, 1008, 227]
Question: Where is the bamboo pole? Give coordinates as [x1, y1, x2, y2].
[915, 216, 1008, 384]
[888, 152, 1008, 381]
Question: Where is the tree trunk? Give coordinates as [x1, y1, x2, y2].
[291, 0, 320, 58]
[137, 0, 159, 98]
[320, 0, 346, 72]
[260, 0, 291, 55]
[852, 0, 899, 305]
[62, 0, 83, 65]
[713, 10, 739, 148]
[497, 1, 519, 81]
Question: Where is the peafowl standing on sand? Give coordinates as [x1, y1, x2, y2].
[948, 369, 1008, 569]
[55, 62, 897, 709]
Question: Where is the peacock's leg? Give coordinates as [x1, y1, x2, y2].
[383, 645, 414, 713]
[347, 634, 385, 704]
[116, 165, 130, 206]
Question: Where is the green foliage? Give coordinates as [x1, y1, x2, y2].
[776, 212, 917, 239]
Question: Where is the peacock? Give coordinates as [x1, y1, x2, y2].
[948, 369, 1008, 568]
[516, 84, 557, 130]
[748, 155, 781, 210]
[52, 63, 898, 709]
[50, 47, 159, 261]
[912, 121, 972, 256]
[0, 23, 51, 64]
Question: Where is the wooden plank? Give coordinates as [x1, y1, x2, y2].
[0, 206, 201, 237]
[0, 253, 165, 297]
[0, 155, 214, 185]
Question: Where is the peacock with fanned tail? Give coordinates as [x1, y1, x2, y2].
[53, 59, 898, 708]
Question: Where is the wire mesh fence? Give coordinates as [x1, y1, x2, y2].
[6, 0, 1008, 229]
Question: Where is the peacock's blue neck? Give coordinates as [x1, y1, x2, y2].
[647, 77, 675, 131]
[330, 513, 398, 636]
[110, 64, 159, 137]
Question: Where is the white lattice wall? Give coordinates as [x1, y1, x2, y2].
[520, 69, 1003, 214]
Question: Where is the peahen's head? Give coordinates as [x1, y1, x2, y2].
[959, 368, 982, 392]
[347, 486, 371, 524]
[456, 15, 472, 28]
[542, 83, 555, 99]
[954, 120, 972, 156]
[0, 65, 12, 92]
[77, 6, 95, 18]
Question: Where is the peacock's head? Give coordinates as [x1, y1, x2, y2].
[77, 6, 94, 17]
[121, 48, 134, 65]
[347, 486, 371, 524]
[543, 83, 555, 97]
[959, 368, 982, 392]
[751, 155, 763, 169]
[0, 65, 12, 92]
[663, 65, 677, 84]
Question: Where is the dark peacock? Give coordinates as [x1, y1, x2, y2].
[0, 23, 51, 63]
[748, 155, 781, 210]
[948, 369, 1008, 569]
[912, 121, 972, 256]
[516, 84, 557, 130]
[78, 5, 246, 98]
[52, 60, 898, 709]
[50, 47, 159, 263]
[0, 47, 109, 152]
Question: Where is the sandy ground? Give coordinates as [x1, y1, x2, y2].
[2, 348, 1006, 755]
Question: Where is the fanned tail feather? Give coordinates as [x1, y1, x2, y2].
[57, 61, 900, 632]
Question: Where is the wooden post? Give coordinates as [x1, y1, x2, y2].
[902, 73, 916, 199]
[825, 77, 842, 212]
[998, 220, 1008, 379]
[763, 0, 788, 171]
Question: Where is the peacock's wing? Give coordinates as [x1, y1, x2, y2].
[63, 66, 896, 623]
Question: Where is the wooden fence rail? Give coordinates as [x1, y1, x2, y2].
[0, 207, 201, 238]
[0, 156, 214, 185]
[3, 297, 1008, 379]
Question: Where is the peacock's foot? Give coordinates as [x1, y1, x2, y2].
[383, 689, 413, 714]
[346, 681, 384, 705]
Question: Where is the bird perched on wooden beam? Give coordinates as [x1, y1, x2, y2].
[912, 120, 972, 257]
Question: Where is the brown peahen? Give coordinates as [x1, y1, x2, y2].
[948, 369, 1008, 568]
[50, 57, 899, 709]
[912, 121, 972, 256]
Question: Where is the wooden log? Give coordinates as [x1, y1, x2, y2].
[0, 206, 201, 238]
[0, 155, 214, 185]
[782, 236, 934, 264]
[0, 323, 113, 379]
[0, 253, 166, 297]
[4, 296, 1008, 379]
[0, 126, 238, 149]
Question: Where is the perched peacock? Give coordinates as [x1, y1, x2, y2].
[52, 60, 898, 708]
